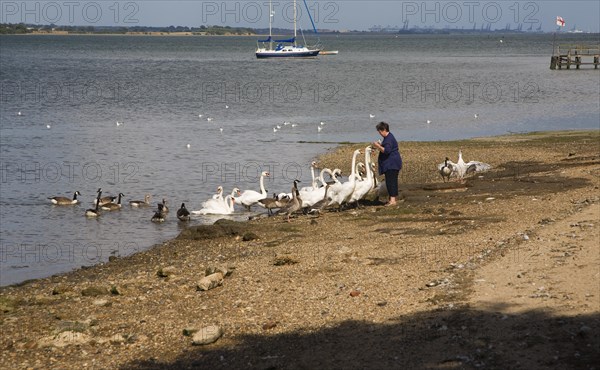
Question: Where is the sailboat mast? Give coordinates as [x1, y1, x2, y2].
[269, 0, 273, 50]
[293, 0, 297, 46]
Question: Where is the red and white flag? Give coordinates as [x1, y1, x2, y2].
[556, 16, 565, 27]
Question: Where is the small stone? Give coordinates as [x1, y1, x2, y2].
[108, 256, 118, 262]
[110, 286, 121, 295]
[376, 301, 387, 307]
[92, 299, 110, 307]
[349, 290, 361, 297]
[157, 266, 177, 278]
[242, 232, 259, 241]
[578, 326, 592, 336]
[192, 325, 223, 345]
[52, 286, 69, 295]
[262, 321, 277, 330]
[197, 272, 224, 291]
[273, 256, 299, 266]
[81, 286, 108, 297]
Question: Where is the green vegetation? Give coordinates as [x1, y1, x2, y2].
[0, 23, 255, 35]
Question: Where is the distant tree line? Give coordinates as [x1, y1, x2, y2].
[0, 23, 255, 35]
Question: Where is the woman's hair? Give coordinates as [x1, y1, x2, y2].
[376, 121, 389, 132]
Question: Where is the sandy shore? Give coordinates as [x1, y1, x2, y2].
[1, 130, 599, 369]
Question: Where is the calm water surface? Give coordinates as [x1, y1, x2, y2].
[1, 33, 598, 285]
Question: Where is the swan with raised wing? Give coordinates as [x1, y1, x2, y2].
[235, 171, 270, 211]
[193, 188, 239, 215]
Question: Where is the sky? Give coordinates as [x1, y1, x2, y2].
[1, 1, 599, 32]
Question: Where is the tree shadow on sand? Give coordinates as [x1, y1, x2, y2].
[123, 306, 599, 369]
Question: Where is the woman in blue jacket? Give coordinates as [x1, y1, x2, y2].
[372, 122, 402, 206]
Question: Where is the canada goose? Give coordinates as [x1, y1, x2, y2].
[48, 191, 81, 205]
[151, 203, 166, 222]
[279, 180, 302, 222]
[438, 157, 454, 182]
[259, 193, 290, 216]
[85, 189, 102, 217]
[308, 184, 331, 215]
[161, 198, 169, 213]
[93, 188, 117, 206]
[235, 171, 270, 211]
[177, 203, 191, 221]
[438, 151, 491, 181]
[129, 194, 151, 207]
[101, 193, 124, 211]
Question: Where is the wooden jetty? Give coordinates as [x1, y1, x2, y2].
[550, 44, 600, 70]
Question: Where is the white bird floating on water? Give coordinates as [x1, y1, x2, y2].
[474, 114, 479, 119]
[437, 150, 491, 181]
[46, 124, 51, 129]
[276, 124, 281, 129]
[219, 127, 223, 133]
[116, 121, 123, 126]
[225, 105, 229, 109]
[273, 127, 278, 133]
[283, 121, 291, 126]
[186, 143, 191, 149]
[426, 119, 432, 124]
[207, 117, 213, 122]
[317, 125, 323, 132]
[291, 123, 298, 128]
[198, 114, 203, 118]
[369, 114, 375, 119]
[17, 111, 22, 116]
[320, 121, 326, 126]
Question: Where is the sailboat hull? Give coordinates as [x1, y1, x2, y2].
[256, 49, 320, 58]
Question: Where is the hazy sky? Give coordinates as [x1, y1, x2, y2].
[2, 1, 599, 32]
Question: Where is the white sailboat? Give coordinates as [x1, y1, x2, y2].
[256, 0, 320, 58]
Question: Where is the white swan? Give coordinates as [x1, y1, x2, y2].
[349, 146, 375, 206]
[329, 149, 361, 208]
[212, 186, 224, 200]
[300, 161, 319, 192]
[193, 188, 239, 215]
[438, 151, 491, 180]
[235, 171, 270, 211]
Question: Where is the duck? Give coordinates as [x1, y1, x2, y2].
[48, 191, 81, 205]
[234, 171, 270, 211]
[151, 203, 166, 222]
[129, 194, 151, 207]
[278, 180, 302, 222]
[177, 203, 191, 221]
[438, 157, 454, 182]
[85, 189, 102, 217]
[101, 193, 124, 211]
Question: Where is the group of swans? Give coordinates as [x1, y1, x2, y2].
[192, 187, 240, 215]
[437, 150, 491, 181]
